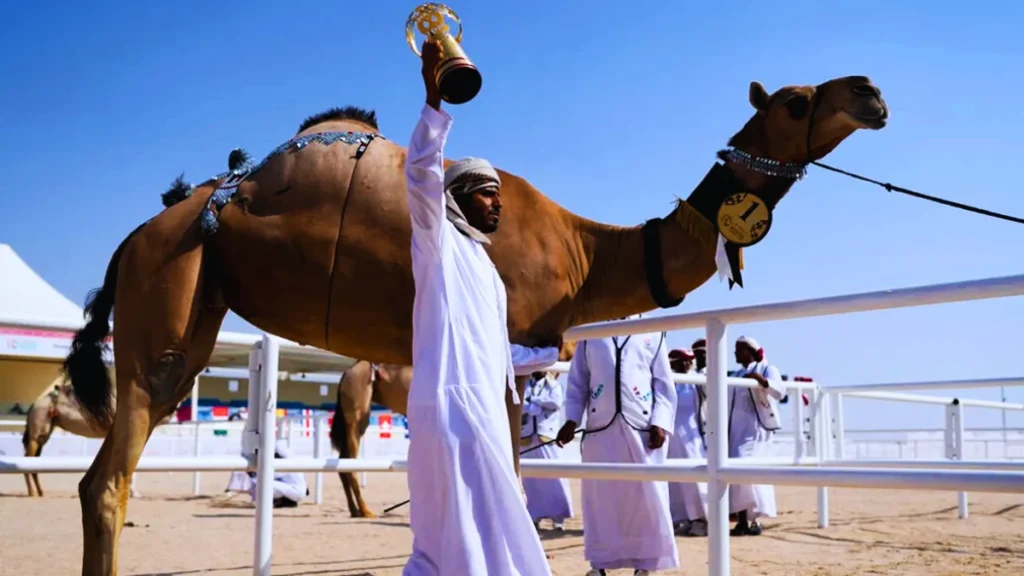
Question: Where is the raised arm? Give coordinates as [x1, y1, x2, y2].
[405, 104, 453, 258]
[406, 40, 452, 259]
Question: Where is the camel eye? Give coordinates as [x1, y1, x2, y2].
[784, 94, 810, 120]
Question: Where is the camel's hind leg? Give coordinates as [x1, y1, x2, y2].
[23, 436, 47, 497]
[77, 223, 227, 576]
[338, 407, 374, 518]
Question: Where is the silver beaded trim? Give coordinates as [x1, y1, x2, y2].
[725, 148, 807, 181]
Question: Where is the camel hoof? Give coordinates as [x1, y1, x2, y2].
[356, 509, 377, 519]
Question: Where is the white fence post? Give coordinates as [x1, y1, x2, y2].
[192, 420, 202, 496]
[191, 376, 201, 495]
[254, 335, 280, 576]
[359, 438, 368, 488]
[816, 390, 830, 528]
[794, 388, 806, 460]
[243, 349, 262, 460]
[705, 318, 730, 576]
[945, 401, 968, 518]
[831, 393, 846, 460]
[314, 415, 325, 505]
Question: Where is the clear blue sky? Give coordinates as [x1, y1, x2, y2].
[2, 2, 1022, 432]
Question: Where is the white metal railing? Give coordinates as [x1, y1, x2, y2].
[2, 273, 1024, 576]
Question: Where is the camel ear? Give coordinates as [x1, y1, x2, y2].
[749, 81, 770, 113]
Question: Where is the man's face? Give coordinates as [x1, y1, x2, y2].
[455, 179, 502, 234]
[694, 350, 706, 369]
[735, 344, 754, 365]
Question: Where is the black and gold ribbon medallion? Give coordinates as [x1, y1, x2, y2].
[716, 192, 773, 247]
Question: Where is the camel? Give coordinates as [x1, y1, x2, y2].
[21, 381, 150, 498]
[63, 75, 887, 574]
[22, 381, 107, 497]
[329, 341, 576, 518]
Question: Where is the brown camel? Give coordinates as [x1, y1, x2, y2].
[63, 75, 887, 574]
[329, 341, 577, 518]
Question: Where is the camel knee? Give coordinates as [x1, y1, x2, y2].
[147, 351, 189, 413]
[79, 476, 117, 527]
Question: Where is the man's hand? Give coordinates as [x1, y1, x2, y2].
[556, 421, 577, 447]
[421, 40, 443, 110]
[748, 372, 770, 388]
[648, 426, 667, 450]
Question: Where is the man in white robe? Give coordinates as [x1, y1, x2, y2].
[691, 339, 707, 376]
[557, 321, 679, 576]
[521, 370, 574, 530]
[666, 349, 708, 537]
[402, 40, 558, 576]
[729, 335, 785, 536]
[247, 440, 308, 508]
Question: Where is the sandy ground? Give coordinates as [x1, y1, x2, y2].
[3, 471, 1024, 576]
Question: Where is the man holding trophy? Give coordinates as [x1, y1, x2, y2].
[400, 7, 554, 574]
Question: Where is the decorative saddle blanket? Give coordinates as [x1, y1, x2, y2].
[200, 130, 385, 235]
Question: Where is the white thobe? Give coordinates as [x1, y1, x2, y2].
[403, 104, 550, 576]
[565, 333, 680, 572]
[247, 471, 307, 504]
[728, 361, 785, 519]
[667, 370, 708, 523]
[521, 375, 574, 523]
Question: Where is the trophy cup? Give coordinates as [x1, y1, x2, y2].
[406, 3, 482, 105]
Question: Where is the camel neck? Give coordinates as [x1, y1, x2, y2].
[569, 166, 756, 328]
[571, 219, 652, 326]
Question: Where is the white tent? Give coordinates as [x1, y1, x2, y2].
[0, 243, 86, 361]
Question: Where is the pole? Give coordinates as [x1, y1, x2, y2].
[705, 318, 730, 576]
[253, 335, 280, 576]
[816, 390, 830, 528]
[1001, 386, 1008, 458]
[191, 376, 201, 495]
[314, 415, 324, 505]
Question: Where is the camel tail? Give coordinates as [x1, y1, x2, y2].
[21, 412, 30, 447]
[63, 224, 145, 428]
[328, 376, 350, 458]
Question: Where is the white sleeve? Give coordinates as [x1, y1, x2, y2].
[564, 342, 589, 425]
[763, 364, 787, 400]
[532, 377, 563, 411]
[649, 336, 677, 434]
[405, 104, 453, 259]
[510, 344, 559, 376]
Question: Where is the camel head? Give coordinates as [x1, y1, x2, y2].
[688, 74, 890, 222]
[730, 75, 888, 167]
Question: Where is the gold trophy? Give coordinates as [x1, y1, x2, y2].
[406, 3, 482, 105]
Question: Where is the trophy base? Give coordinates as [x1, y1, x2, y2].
[438, 59, 482, 105]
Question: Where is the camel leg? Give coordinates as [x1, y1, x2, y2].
[23, 438, 44, 497]
[80, 306, 226, 575]
[339, 409, 374, 518]
[78, 230, 227, 576]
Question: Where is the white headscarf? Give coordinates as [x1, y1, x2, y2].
[443, 158, 501, 245]
[737, 335, 765, 362]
